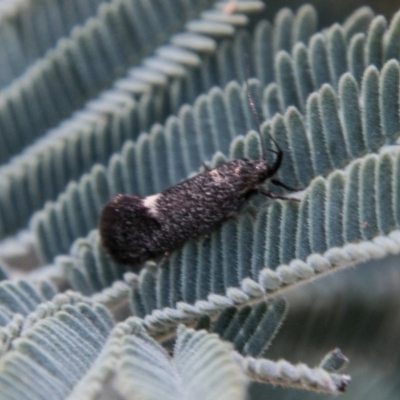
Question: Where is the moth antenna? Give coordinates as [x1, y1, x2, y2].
[244, 54, 267, 159]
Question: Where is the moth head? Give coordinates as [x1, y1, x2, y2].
[251, 145, 283, 185]
[243, 71, 284, 183]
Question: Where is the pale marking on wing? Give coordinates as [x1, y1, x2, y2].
[210, 169, 225, 182]
[143, 193, 161, 217]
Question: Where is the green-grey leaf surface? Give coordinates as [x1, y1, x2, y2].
[1, 1, 400, 399]
[0, 4, 375, 238]
[115, 324, 247, 400]
[0, 293, 114, 399]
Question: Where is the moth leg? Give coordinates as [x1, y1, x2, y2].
[258, 188, 300, 202]
[270, 179, 301, 192]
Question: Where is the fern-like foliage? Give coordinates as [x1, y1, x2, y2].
[0, 1, 399, 399]
[112, 324, 247, 400]
[0, 292, 114, 399]
[0, 2, 317, 237]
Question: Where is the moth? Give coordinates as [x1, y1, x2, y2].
[99, 81, 297, 269]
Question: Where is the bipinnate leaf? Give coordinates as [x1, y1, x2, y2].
[236, 352, 351, 394]
[31, 50, 400, 265]
[213, 298, 287, 357]
[36, 56, 400, 317]
[0, 4, 374, 239]
[0, 279, 57, 326]
[0, 0, 222, 163]
[4, 2, 400, 399]
[45, 142, 400, 343]
[0, 0, 108, 89]
[125, 148, 400, 341]
[0, 292, 114, 399]
[113, 323, 247, 400]
[0, 0, 268, 238]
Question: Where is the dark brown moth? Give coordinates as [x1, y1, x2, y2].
[99, 79, 297, 269]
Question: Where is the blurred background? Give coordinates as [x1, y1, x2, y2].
[252, 256, 400, 399]
[266, 0, 398, 26]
